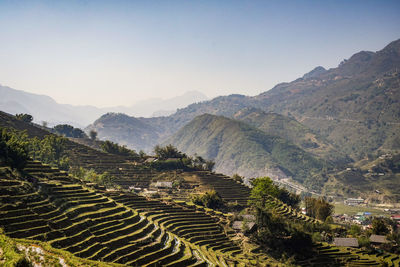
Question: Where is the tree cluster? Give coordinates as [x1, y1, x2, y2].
[101, 140, 139, 158]
[250, 177, 300, 209]
[152, 145, 215, 171]
[15, 113, 33, 123]
[304, 197, 333, 221]
[53, 124, 87, 138]
[248, 178, 314, 259]
[0, 127, 70, 170]
[70, 167, 116, 187]
[191, 190, 224, 209]
[0, 128, 29, 169]
[153, 144, 185, 160]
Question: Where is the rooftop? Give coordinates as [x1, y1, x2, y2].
[333, 238, 359, 247]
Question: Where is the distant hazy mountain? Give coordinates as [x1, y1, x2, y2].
[86, 112, 164, 151]
[102, 91, 208, 118]
[0, 85, 103, 127]
[166, 114, 326, 183]
[0, 85, 207, 127]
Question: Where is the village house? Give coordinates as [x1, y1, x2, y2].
[369, 235, 389, 246]
[344, 198, 365, 205]
[333, 238, 359, 247]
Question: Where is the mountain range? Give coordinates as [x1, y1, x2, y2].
[89, 39, 399, 153]
[2, 38, 400, 196]
[166, 113, 327, 185]
[0, 86, 208, 127]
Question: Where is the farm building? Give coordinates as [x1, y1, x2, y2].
[333, 238, 359, 247]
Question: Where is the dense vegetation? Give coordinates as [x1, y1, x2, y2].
[100, 140, 139, 158]
[250, 177, 300, 209]
[0, 127, 29, 169]
[191, 190, 224, 209]
[1, 112, 399, 266]
[0, 127, 69, 170]
[304, 197, 334, 221]
[248, 177, 320, 261]
[167, 114, 326, 185]
[15, 113, 33, 123]
[149, 144, 215, 171]
[53, 124, 87, 138]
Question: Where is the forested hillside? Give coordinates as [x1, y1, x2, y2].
[166, 114, 327, 185]
[87, 39, 400, 193]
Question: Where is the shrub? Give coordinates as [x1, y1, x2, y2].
[89, 130, 97, 141]
[101, 140, 139, 158]
[15, 113, 33, 123]
[191, 190, 224, 209]
[53, 124, 87, 138]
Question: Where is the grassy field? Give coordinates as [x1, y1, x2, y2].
[333, 203, 389, 216]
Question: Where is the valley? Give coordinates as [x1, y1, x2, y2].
[0, 12, 399, 264]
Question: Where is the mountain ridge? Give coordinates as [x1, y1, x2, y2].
[0, 85, 208, 127]
[166, 113, 327, 184]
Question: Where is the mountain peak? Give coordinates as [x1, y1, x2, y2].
[302, 66, 327, 80]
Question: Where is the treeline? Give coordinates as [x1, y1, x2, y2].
[70, 167, 117, 187]
[0, 127, 69, 170]
[100, 140, 140, 158]
[304, 197, 333, 222]
[53, 124, 87, 138]
[150, 144, 215, 171]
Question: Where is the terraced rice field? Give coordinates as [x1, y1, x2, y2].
[0, 111, 254, 206]
[193, 172, 251, 206]
[0, 161, 272, 266]
[297, 243, 399, 266]
[261, 195, 321, 224]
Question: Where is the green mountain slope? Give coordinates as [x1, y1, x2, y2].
[166, 114, 327, 184]
[254, 39, 400, 159]
[85, 39, 400, 195]
[323, 153, 400, 202]
[232, 107, 348, 164]
[88, 39, 400, 161]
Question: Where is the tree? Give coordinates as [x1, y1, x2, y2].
[89, 130, 97, 141]
[53, 124, 87, 138]
[15, 113, 33, 123]
[154, 144, 185, 160]
[0, 128, 29, 169]
[304, 197, 333, 221]
[250, 177, 300, 209]
[191, 190, 224, 209]
[101, 140, 138, 158]
[372, 218, 389, 235]
[349, 225, 362, 236]
[250, 177, 280, 208]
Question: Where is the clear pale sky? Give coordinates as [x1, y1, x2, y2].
[0, 0, 399, 107]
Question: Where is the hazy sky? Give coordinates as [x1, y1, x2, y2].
[0, 0, 399, 107]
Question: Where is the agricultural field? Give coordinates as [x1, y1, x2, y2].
[1, 111, 399, 266]
[333, 203, 388, 217]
